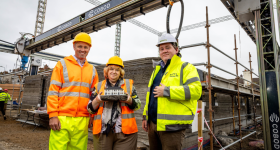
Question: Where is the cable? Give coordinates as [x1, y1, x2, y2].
[15, 33, 35, 57]
[0, 39, 15, 45]
[166, 0, 184, 40]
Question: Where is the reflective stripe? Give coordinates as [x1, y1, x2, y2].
[97, 81, 103, 92]
[60, 59, 70, 83]
[122, 113, 135, 119]
[184, 77, 200, 85]
[48, 91, 58, 96]
[163, 86, 170, 97]
[90, 66, 96, 88]
[50, 80, 62, 87]
[80, 93, 90, 98]
[94, 115, 101, 120]
[183, 85, 191, 100]
[125, 79, 130, 95]
[165, 124, 192, 131]
[157, 114, 194, 120]
[147, 87, 151, 92]
[62, 81, 90, 88]
[180, 62, 189, 85]
[180, 62, 191, 100]
[58, 92, 89, 98]
[59, 92, 78, 97]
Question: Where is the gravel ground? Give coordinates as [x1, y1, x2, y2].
[0, 117, 94, 150]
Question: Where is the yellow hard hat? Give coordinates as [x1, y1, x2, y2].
[73, 32, 92, 47]
[106, 56, 124, 68]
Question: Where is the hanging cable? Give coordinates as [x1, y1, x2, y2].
[166, 0, 184, 40]
[15, 33, 35, 58]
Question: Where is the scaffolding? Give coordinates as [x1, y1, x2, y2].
[179, 7, 262, 150]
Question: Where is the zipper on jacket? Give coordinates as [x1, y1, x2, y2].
[77, 65, 83, 117]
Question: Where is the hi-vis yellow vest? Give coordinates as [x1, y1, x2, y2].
[143, 55, 202, 131]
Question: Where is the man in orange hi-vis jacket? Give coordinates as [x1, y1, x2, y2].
[47, 32, 99, 150]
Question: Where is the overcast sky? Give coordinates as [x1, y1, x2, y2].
[1, 0, 277, 79]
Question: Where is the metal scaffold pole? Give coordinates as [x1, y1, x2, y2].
[231, 95, 236, 136]
[205, 6, 213, 150]
[234, 34, 242, 149]
[198, 100, 203, 150]
[249, 52, 257, 138]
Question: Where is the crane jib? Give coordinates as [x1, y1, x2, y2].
[35, 17, 80, 42]
[34, 0, 130, 43]
[85, 0, 129, 20]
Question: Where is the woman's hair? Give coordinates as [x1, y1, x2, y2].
[104, 65, 125, 79]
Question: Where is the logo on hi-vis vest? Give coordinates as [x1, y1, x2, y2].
[170, 73, 178, 77]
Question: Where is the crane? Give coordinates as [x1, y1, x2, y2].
[34, 0, 47, 36]
[0, 0, 280, 149]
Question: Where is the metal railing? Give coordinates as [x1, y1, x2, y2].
[219, 131, 257, 150]
[180, 42, 259, 77]
[193, 62, 260, 87]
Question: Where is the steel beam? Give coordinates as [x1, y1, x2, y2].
[254, 0, 280, 149]
[25, 0, 175, 53]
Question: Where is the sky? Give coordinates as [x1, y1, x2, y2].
[1, 0, 277, 79]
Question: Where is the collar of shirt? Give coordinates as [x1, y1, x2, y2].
[73, 55, 85, 67]
[160, 59, 171, 69]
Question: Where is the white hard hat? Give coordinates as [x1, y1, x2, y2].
[156, 33, 177, 47]
[0, 87, 2, 91]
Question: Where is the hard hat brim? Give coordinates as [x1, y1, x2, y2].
[73, 41, 92, 47]
[106, 64, 124, 68]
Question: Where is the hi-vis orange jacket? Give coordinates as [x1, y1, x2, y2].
[47, 55, 99, 118]
[92, 79, 138, 134]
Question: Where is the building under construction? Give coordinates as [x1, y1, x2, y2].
[0, 0, 279, 150]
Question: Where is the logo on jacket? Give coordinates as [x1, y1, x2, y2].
[170, 73, 178, 77]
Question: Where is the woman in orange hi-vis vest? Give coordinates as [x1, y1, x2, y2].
[87, 56, 141, 150]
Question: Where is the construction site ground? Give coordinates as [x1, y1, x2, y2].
[0, 117, 94, 150]
[0, 115, 263, 150]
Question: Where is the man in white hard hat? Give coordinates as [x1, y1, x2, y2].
[142, 33, 202, 150]
[0, 87, 8, 120]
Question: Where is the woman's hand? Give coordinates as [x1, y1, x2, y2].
[95, 92, 103, 104]
[124, 93, 132, 105]
[88, 116, 93, 128]
[92, 92, 103, 109]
